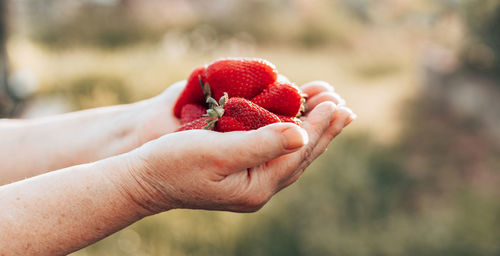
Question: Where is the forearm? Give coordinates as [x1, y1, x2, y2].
[0, 153, 145, 255]
[0, 101, 151, 185]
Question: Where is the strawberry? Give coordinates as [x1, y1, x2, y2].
[173, 59, 278, 117]
[215, 116, 247, 132]
[176, 85, 281, 132]
[221, 97, 281, 131]
[202, 58, 277, 100]
[176, 98, 280, 132]
[251, 81, 305, 117]
[173, 57, 306, 132]
[176, 117, 211, 132]
[180, 104, 207, 124]
[277, 115, 302, 126]
[173, 67, 206, 117]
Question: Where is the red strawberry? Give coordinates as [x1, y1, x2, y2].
[204, 58, 277, 100]
[215, 116, 247, 132]
[251, 81, 304, 117]
[221, 97, 281, 131]
[176, 117, 211, 132]
[173, 67, 206, 117]
[174, 58, 307, 132]
[176, 91, 281, 133]
[277, 115, 302, 126]
[180, 104, 207, 124]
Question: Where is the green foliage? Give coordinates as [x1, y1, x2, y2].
[460, 0, 500, 77]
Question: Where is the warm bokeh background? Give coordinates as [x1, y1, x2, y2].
[1, 0, 500, 255]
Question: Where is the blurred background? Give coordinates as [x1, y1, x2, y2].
[2, 0, 500, 255]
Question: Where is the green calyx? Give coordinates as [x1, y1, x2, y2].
[199, 75, 228, 130]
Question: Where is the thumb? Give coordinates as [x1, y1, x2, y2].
[213, 123, 309, 173]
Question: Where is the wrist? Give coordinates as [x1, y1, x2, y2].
[108, 99, 161, 151]
[100, 150, 175, 218]
[128, 97, 178, 146]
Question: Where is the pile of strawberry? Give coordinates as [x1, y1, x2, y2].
[174, 58, 306, 132]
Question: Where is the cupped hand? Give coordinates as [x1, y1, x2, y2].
[132, 81, 187, 145]
[116, 81, 356, 215]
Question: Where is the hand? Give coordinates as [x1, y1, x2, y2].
[112, 81, 355, 215]
[131, 81, 187, 145]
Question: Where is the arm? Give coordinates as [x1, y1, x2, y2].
[0, 82, 186, 185]
[0, 82, 355, 255]
[0, 154, 143, 255]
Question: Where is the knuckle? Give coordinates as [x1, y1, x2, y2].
[319, 91, 336, 99]
[328, 124, 343, 139]
[246, 132, 275, 158]
[201, 146, 226, 167]
[311, 121, 328, 138]
[301, 145, 315, 160]
[311, 81, 334, 91]
[248, 143, 266, 160]
[209, 152, 227, 168]
[298, 153, 314, 171]
[326, 128, 339, 141]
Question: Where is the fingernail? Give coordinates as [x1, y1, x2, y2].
[350, 113, 357, 120]
[282, 126, 309, 150]
[339, 106, 357, 126]
[345, 117, 354, 126]
[338, 98, 346, 106]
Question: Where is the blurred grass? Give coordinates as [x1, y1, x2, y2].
[41, 75, 132, 109]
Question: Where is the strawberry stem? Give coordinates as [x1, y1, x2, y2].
[199, 76, 229, 130]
